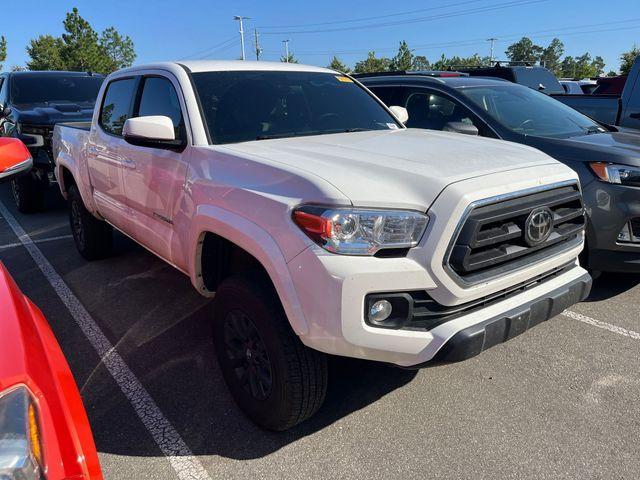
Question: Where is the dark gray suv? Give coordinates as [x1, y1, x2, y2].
[356, 71, 640, 273]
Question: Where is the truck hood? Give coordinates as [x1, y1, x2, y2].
[219, 128, 559, 210]
[526, 131, 640, 167]
[13, 103, 96, 125]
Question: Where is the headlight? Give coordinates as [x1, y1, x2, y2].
[590, 162, 640, 187]
[293, 205, 429, 255]
[0, 385, 44, 480]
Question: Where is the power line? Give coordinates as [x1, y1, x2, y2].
[195, 37, 239, 59]
[181, 35, 238, 59]
[260, 0, 548, 35]
[258, 0, 489, 29]
[261, 18, 640, 57]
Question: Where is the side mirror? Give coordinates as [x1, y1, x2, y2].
[0, 138, 33, 183]
[0, 104, 11, 117]
[443, 121, 479, 136]
[123, 116, 185, 150]
[388, 106, 409, 124]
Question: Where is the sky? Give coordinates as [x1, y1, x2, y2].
[2, 0, 639, 72]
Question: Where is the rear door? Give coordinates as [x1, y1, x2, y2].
[118, 73, 191, 267]
[620, 63, 640, 130]
[87, 76, 139, 232]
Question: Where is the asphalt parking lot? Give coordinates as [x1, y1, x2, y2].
[1, 184, 639, 480]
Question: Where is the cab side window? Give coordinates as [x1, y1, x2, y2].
[100, 78, 137, 136]
[402, 89, 493, 137]
[137, 77, 185, 141]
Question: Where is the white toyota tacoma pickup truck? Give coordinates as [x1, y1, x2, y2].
[53, 61, 591, 430]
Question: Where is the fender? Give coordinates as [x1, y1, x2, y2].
[55, 149, 99, 217]
[189, 204, 310, 336]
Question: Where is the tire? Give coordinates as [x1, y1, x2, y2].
[11, 173, 44, 213]
[213, 273, 328, 431]
[68, 185, 113, 260]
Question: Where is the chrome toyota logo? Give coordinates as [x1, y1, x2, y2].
[524, 208, 554, 246]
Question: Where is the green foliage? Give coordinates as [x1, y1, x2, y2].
[26, 35, 66, 70]
[560, 53, 605, 79]
[389, 41, 414, 71]
[412, 55, 430, 70]
[606, 70, 618, 77]
[354, 51, 391, 73]
[431, 53, 489, 70]
[0, 36, 6, 71]
[280, 53, 299, 63]
[540, 38, 564, 76]
[620, 45, 640, 75]
[505, 37, 543, 63]
[328, 56, 350, 73]
[25, 8, 135, 74]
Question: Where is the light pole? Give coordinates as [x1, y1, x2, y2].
[282, 39, 290, 62]
[487, 37, 497, 64]
[233, 16, 250, 61]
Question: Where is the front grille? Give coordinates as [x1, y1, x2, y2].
[447, 184, 585, 282]
[631, 218, 640, 238]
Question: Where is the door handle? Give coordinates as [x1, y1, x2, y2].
[630, 112, 640, 120]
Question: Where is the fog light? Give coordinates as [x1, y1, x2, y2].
[369, 300, 392, 322]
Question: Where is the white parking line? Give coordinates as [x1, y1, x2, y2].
[0, 201, 212, 480]
[563, 310, 640, 340]
[0, 234, 73, 251]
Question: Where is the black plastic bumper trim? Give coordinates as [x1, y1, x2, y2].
[428, 270, 592, 364]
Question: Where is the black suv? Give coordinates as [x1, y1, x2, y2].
[0, 71, 104, 212]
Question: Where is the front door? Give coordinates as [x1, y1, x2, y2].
[119, 74, 191, 267]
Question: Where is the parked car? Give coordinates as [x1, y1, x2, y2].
[553, 56, 640, 129]
[0, 138, 102, 479]
[455, 62, 565, 94]
[592, 75, 627, 95]
[560, 80, 585, 95]
[53, 61, 590, 430]
[0, 71, 104, 212]
[358, 71, 640, 273]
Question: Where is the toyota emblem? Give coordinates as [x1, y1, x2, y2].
[524, 208, 554, 246]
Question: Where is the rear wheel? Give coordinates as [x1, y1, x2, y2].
[68, 185, 113, 260]
[11, 173, 44, 213]
[213, 273, 328, 431]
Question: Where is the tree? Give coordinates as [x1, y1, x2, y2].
[25, 8, 135, 74]
[561, 53, 605, 79]
[354, 51, 391, 73]
[432, 53, 489, 70]
[606, 70, 618, 77]
[0, 36, 6, 71]
[539, 38, 564, 76]
[328, 56, 350, 73]
[26, 35, 66, 70]
[413, 55, 430, 70]
[620, 45, 640, 75]
[280, 53, 298, 63]
[99, 27, 136, 72]
[389, 41, 414, 71]
[505, 37, 543, 64]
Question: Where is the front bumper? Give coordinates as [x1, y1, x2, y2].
[583, 180, 640, 272]
[289, 243, 589, 366]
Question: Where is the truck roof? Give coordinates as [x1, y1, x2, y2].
[116, 60, 335, 75]
[7, 70, 103, 77]
[358, 73, 512, 88]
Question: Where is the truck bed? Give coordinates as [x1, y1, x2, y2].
[56, 121, 92, 132]
[552, 94, 621, 125]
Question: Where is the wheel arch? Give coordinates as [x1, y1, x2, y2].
[190, 205, 309, 336]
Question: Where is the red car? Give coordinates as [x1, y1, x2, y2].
[0, 137, 102, 479]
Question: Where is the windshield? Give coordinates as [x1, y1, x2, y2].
[10, 74, 104, 106]
[192, 71, 400, 144]
[459, 84, 604, 138]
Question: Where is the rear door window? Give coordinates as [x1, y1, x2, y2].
[99, 78, 137, 136]
[136, 77, 185, 140]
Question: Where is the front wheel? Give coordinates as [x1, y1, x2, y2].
[213, 273, 328, 431]
[68, 185, 113, 260]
